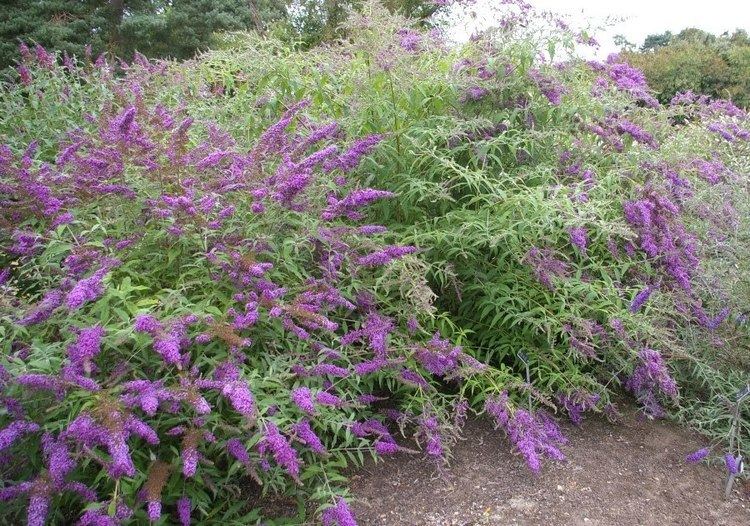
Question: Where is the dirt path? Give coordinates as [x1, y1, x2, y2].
[348, 407, 750, 525]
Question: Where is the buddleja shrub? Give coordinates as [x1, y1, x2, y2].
[0, 49, 521, 525]
[180, 0, 750, 478]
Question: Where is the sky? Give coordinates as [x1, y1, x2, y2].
[449, 0, 750, 57]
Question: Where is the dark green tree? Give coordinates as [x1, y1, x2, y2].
[0, 0, 289, 69]
[382, 0, 440, 20]
[119, 0, 271, 59]
[640, 31, 672, 52]
[0, 1, 109, 69]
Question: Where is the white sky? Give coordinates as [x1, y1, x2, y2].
[450, 0, 750, 57]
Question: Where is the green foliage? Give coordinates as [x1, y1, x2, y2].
[641, 31, 674, 52]
[625, 28, 750, 107]
[0, 0, 109, 70]
[283, 0, 446, 48]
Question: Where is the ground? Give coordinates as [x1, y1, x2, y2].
[347, 406, 750, 526]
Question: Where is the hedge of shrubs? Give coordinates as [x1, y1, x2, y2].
[1, 1, 749, 524]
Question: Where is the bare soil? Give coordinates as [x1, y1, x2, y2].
[348, 407, 750, 526]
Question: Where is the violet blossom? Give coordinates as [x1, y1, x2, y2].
[257, 422, 301, 483]
[686, 448, 710, 463]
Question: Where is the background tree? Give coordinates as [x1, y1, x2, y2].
[0, 0, 444, 69]
[624, 28, 750, 107]
[286, 0, 446, 47]
[640, 31, 672, 52]
[0, 1, 109, 69]
[0, 0, 287, 69]
[613, 34, 636, 52]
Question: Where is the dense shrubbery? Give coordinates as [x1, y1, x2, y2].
[1, 1, 749, 524]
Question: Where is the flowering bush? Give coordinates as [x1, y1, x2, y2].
[0, 48, 509, 524]
[188, 0, 750, 482]
[2, 1, 750, 524]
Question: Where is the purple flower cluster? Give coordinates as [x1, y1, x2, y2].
[67, 326, 105, 374]
[341, 311, 395, 359]
[583, 121, 625, 152]
[557, 390, 599, 426]
[292, 419, 327, 454]
[685, 448, 710, 463]
[66, 264, 115, 311]
[321, 497, 357, 526]
[321, 188, 394, 221]
[397, 28, 422, 53]
[134, 314, 198, 367]
[226, 437, 251, 467]
[625, 349, 678, 417]
[323, 135, 384, 174]
[460, 86, 490, 102]
[485, 392, 567, 473]
[291, 386, 316, 414]
[18, 289, 64, 326]
[725, 454, 741, 475]
[417, 414, 445, 459]
[528, 69, 566, 106]
[692, 158, 733, 185]
[257, 422, 301, 483]
[591, 55, 659, 107]
[177, 496, 192, 526]
[0, 432, 96, 525]
[707, 121, 749, 142]
[64, 401, 158, 477]
[629, 284, 657, 313]
[356, 245, 417, 267]
[350, 418, 403, 456]
[622, 188, 698, 293]
[414, 332, 484, 379]
[615, 120, 658, 149]
[221, 380, 255, 416]
[568, 227, 588, 253]
[523, 247, 570, 290]
[692, 304, 731, 331]
[563, 320, 606, 359]
[0, 420, 40, 451]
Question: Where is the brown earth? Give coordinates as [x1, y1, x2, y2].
[348, 407, 750, 526]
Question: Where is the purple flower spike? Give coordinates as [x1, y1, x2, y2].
[292, 420, 326, 454]
[177, 496, 191, 526]
[0, 420, 40, 451]
[568, 227, 588, 253]
[291, 387, 316, 415]
[321, 497, 357, 526]
[66, 268, 110, 310]
[686, 448, 710, 463]
[227, 438, 251, 466]
[257, 422, 301, 483]
[221, 381, 255, 416]
[630, 285, 656, 313]
[725, 453, 739, 475]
